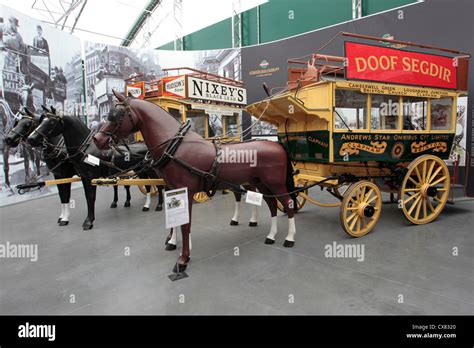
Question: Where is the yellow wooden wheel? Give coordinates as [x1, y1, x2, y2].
[340, 181, 381, 237]
[193, 191, 210, 203]
[276, 188, 308, 213]
[138, 185, 158, 196]
[400, 155, 450, 225]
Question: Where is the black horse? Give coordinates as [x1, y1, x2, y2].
[5, 109, 75, 225]
[27, 109, 162, 230]
[1, 100, 41, 190]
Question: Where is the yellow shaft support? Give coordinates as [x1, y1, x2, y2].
[43, 177, 82, 187]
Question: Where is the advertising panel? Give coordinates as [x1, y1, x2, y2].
[344, 41, 457, 89]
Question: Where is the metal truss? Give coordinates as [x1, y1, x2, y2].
[231, 0, 242, 48]
[352, 0, 362, 19]
[173, 0, 183, 50]
[31, 0, 88, 33]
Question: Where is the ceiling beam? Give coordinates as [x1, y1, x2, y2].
[121, 0, 162, 47]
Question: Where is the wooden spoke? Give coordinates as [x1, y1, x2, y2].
[346, 212, 358, 223]
[349, 215, 359, 230]
[427, 166, 443, 184]
[428, 199, 435, 213]
[426, 160, 435, 184]
[414, 196, 423, 220]
[361, 216, 367, 229]
[422, 197, 427, 219]
[407, 175, 419, 186]
[430, 176, 447, 186]
[414, 166, 423, 184]
[366, 194, 378, 204]
[422, 160, 427, 183]
[404, 192, 420, 204]
[363, 188, 374, 202]
[404, 188, 420, 192]
[408, 195, 422, 215]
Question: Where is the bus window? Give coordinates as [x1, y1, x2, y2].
[371, 95, 400, 130]
[208, 114, 223, 137]
[430, 97, 453, 130]
[187, 111, 206, 137]
[402, 96, 427, 130]
[168, 108, 182, 122]
[225, 113, 239, 137]
[335, 89, 368, 130]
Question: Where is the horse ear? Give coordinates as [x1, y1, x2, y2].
[113, 89, 126, 102]
[19, 110, 26, 116]
[127, 91, 136, 99]
[50, 106, 57, 114]
[41, 105, 51, 113]
[24, 107, 34, 116]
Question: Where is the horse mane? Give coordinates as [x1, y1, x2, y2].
[62, 114, 91, 137]
[133, 98, 181, 125]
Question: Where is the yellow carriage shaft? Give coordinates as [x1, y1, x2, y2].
[92, 178, 166, 187]
[42, 177, 82, 186]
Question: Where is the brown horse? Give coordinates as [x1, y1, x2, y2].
[93, 90, 296, 272]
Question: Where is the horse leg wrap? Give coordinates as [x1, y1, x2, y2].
[62, 203, 70, 221]
[265, 216, 278, 244]
[230, 201, 240, 225]
[249, 205, 258, 226]
[143, 193, 151, 211]
[283, 217, 296, 247]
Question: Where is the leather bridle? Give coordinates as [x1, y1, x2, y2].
[31, 112, 64, 140]
[10, 115, 37, 140]
[99, 100, 138, 145]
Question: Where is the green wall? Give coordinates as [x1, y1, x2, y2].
[158, 0, 417, 50]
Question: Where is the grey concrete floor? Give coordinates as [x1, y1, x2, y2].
[0, 185, 473, 315]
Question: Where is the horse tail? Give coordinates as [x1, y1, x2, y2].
[284, 145, 297, 207]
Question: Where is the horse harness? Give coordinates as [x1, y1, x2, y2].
[150, 120, 221, 197]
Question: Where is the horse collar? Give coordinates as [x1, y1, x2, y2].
[151, 120, 192, 169]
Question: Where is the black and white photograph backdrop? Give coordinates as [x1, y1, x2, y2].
[84, 44, 242, 128]
[1, 5, 83, 205]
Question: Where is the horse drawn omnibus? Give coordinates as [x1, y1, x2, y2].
[246, 32, 470, 237]
[125, 67, 246, 202]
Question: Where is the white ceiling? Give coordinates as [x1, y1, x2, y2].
[1, 0, 267, 48]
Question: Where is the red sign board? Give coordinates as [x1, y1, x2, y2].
[162, 75, 186, 98]
[125, 82, 145, 99]
[345, 42, 457, 89]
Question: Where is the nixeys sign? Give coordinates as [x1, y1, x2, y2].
[187, 76, 246, 105]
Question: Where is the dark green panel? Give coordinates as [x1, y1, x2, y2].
[156, 0, 418, 50]
[158, 41, 175, 50]
[363, 0, 417, 16]
[260, 0, 353, 43]
[242, 7, 258, 46]
[333, 133, 454, 162]
[279, 131, 330, 162]
[183, 18, 232, 50]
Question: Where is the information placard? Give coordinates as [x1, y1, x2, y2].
[164, 188, 189, 229]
